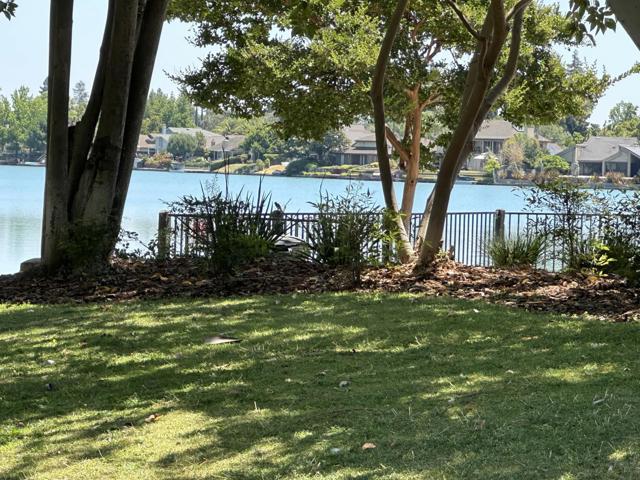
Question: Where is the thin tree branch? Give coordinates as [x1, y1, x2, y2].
[506, 0, 533, 22]
[484, 6, 527, 108]
[370, 0, 414, 262]
[371, 0, 410, 213]
[420, 93, 442, 111]
[445, 0, 482, 40]
[385, 125, 411, 169]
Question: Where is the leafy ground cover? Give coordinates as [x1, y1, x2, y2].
[1, 293, 640, 479]
[2, 256, 639, 321]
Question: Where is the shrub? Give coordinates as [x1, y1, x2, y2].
[184, 157, 211, 169]
[486, 235, 546, 269]
[307, 185, 387, 283]
[208, 159, 226, 171]
[220, 155, 247, 165]
[535, 154, 570, 174]
[598, 235, 640, 284]
[114, 229, 158, 260]
[285, 159, 317, 176]
[605, 171, 625, 185]
[524, 177, 599, 271]
[167, 133, 199, 159]
[168, 182, 283, 273]
[589, 174, 602, 184]
[483, 155, 501, 174]
[264, 153, 280, 165]
[596, 191, 640, 283]
[142, 153, 172, 170]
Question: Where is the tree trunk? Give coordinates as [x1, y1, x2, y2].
[41, 0, 170, 273]
[371, 0, 413, 263]
[416, 0, 529, 269]
[41, 0, 74, 272]
[399, 87, 423, 232]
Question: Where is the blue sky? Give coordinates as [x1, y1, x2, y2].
[0, 1, 638, 125]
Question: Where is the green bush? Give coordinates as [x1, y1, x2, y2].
[142, 153, 172, 170]
[524, 177, 599, 271]
[224, 155, 247, 165]
[535, 154, 570, 174]
[208, 159, 226, 171]
[168, 182, 283, 274]
[307, 185, 388, 283]
[184, 157, 210, 169]
[597, 236, 640, 284]
[486, 235, 546, 269]
[167, 133, 199, 158]
[264, 153, 280, 165]
[483, 155, 501, 174]
[285, 159, 318, 176]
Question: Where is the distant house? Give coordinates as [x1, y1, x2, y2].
[331, 125, 381, 166]
[137, 134, 157, 157]
[208, 134, 246, 160]
[139, 126, 246, 159]
[558, 136, 640, 177]
[467, 119, 551, 170]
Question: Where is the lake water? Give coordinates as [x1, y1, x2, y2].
[0, 165, 528, 274]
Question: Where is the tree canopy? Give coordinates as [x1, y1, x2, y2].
[173, 0, 609, 143]
[602, 101, 640, 138]
[0, 86, 47, 154]
[142, 89, 195, 134]
[167, 132, 199, 158]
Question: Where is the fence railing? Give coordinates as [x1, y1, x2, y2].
[157, 209, 629, 271]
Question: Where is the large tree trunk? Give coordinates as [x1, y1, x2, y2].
[371, 0, 413, 263]
[41, 0, 170, 273]
[41, 0, 74, 270]
[416, 1, 529, 269]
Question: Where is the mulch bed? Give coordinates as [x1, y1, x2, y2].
[1, 255, 638, 322]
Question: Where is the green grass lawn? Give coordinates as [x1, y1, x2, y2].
[1, 294, 639, 479]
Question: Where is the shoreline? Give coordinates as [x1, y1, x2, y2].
[3, 163, 638, 190]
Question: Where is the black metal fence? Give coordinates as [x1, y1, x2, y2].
[157, 210, 627, 271]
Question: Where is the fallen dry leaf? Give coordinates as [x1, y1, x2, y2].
[145, 414, 161, 423]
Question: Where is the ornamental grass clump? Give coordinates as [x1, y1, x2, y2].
[169, 181, 283, 273]
[486, 235, 546, 269]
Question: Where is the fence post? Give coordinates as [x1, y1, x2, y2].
[157, 211, 170, 260]
[271, 209, 285, 236]
[494, 209, 506, 241]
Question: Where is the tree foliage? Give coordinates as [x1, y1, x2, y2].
[69, 81, 89, 124]
[536, 153, 570, 173]
[602, 101, 640, 138]
[141, 89, 195, 134]
[0, 0, 17, 19]
[0, 86, 47, 154]
[167, 132, 199, 158]
[173, 0, 612, 264]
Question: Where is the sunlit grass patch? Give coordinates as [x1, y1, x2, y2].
[1, 294, 640, 479]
